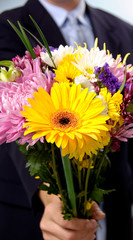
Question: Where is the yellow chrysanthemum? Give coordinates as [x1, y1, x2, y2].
[54, 54, 82, 83]
[99, 88, 123, 124]
[21, 82, 110, 158]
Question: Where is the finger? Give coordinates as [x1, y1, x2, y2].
[43, 200, 98, 231]
[40, 217, 75, 240]
[41, 218, 98, 240]
[42, 230, 96, 240]
[91, 202, 105, 220]
[42, 230, 62, 240]
[46, 204, 88, 231]
[73, 220, 98, 240]
[55, 216, 98, 231]
[90, 234, 96, 240]
[80, 220, 97, 240]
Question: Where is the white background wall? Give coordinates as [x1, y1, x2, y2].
[87, 0, 133, 25]
[0, 0, 27, 13]
[0, 0, 133, 24]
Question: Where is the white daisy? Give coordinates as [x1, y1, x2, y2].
[74, 75, 95, 93]
[40, 45, 74, 68]
[96, 94, 108, 116]
[72, 47, 114, 79]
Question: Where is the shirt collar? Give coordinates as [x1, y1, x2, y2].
[38, 0, 87, 27]
[68, 0, 87, 25]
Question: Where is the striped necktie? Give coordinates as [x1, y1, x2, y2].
[64, 13, 86, 47]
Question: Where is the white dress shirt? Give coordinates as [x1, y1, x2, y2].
[38, 0, 94, 49]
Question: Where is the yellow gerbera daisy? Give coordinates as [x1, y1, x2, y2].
[21, 82, 110, 158]
[99, 87, 123, 124]
[54, 54, 82, 83]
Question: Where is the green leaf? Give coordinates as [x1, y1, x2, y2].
[25, 155, 41, 176]
[0, 60, 14, 67]
[8, 20, 36, 59]
[24, 145, 51, 176]
[61, 153, 77, 217]
[77, 191, 86, 199]
[39, 182, 58, 195]
[62, 212, 73, 221]
[119, 67, 127, 92]
[8, 20, 29, 50]
[29, 15, 56, 67]
[16, 142, 29, 155]
[126, 102, 133, 113]
[23, 27, 44, 48]
[17, 21, 36, 59]
[17, 141, 59, 195]
[90, 185, 115, 203]
[29, 15, 51, 56]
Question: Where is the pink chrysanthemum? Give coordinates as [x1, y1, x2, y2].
[0, 58, 55, 144]
[110, 122, 133, 152]
[110, 138, 121, 152]
[15, 57, 55, 94]
[0, 82, 30, 144]
[12, 45, 43, 69]
[125, 67, 133, 84]
[109, 57, 133, 84]
[121, 83, 133, 123]
[111, 123, 133, 142]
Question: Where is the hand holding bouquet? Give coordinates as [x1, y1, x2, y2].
[0, 17, 133, 220]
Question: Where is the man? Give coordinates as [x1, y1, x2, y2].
[0, 0, 133, 239]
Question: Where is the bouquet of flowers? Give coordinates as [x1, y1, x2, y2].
[0, 17, 133, 219]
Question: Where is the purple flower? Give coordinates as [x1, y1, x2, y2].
[43, 46, 58, 53]
[94, 63, 121, 94]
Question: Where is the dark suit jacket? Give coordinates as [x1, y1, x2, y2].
[0, 0, 133, 239]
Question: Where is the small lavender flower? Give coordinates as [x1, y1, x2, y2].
[43, 46, 58, 53]
[94, 63, 121, 94]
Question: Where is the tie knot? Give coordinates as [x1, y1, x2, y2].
[67, 13, 78, 25]
[61, 12, 87, 47]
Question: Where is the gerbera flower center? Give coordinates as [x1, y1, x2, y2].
[67, 77, 73, 83]
[51, 111, 78, 129]
[59, 117, 70, 125]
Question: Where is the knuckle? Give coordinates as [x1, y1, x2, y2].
[65, 232, 76, 240]
[90, 234, 96, 240]
[59, 218, 68, 228]
[40, 218, 46, 231]
[90, 219, 97, 229]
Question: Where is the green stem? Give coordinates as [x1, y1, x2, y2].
[78, 163, 82, 191]
[78, 163, 82, 209]
[51, 144, 66, 203]
[119, 67, 127, 93]
[83, 167, 86, 184]
[84, 157, 92, 216]
[95, 146, 109, 181]
[61, 153, 77, 217]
